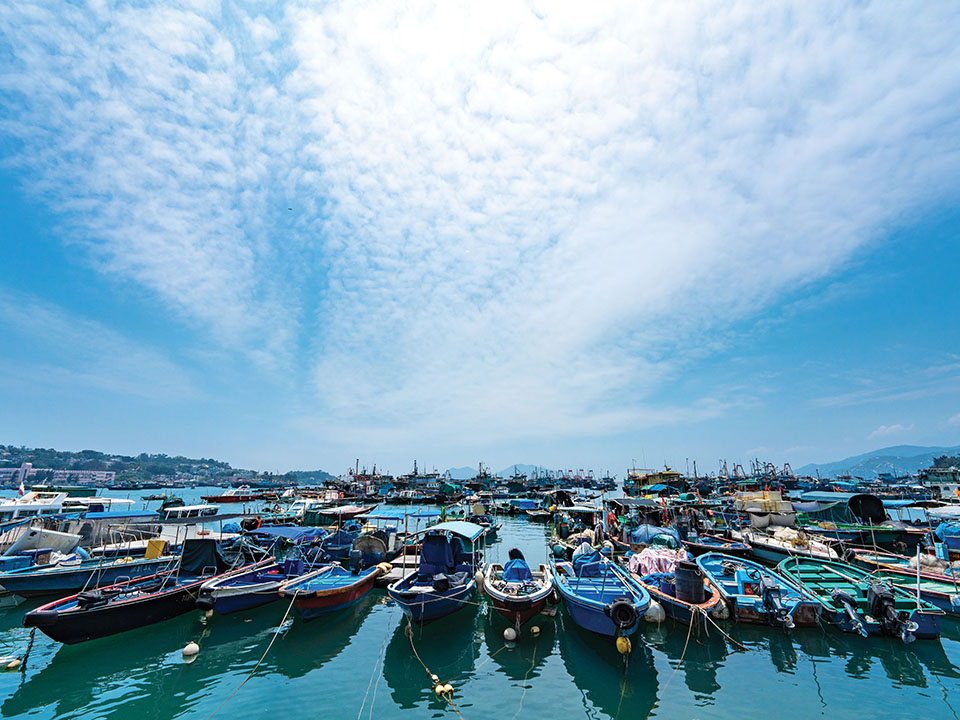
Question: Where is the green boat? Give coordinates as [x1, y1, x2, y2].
[777, 557, 942, 640]
[870, 566, 960, 616]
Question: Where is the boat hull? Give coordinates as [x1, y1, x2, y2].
[1, 557, 173, 598]
[387, 578, 476, 624]
[24, 578, 205, 644]
[292, 576, 378, 621]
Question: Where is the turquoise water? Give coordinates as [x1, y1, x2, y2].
[0, 489, 958, 719]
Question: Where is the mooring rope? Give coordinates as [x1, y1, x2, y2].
[405, 618, 468, 720]
[205, 591, 298, 720]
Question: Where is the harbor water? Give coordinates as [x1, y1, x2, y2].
[0, 488, 958, 719]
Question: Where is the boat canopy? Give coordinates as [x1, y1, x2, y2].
[628, 524, 682, 545]
[360, 509, 440, 520]
[247, 525, 327, 543]
[423, 521, 486, 541]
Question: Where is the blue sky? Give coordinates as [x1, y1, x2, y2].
[1, 1, 959, 476]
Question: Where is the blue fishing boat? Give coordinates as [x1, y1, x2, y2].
[197, 557, 313, 614]
[696, 552, 821, 630]
[548, 543, 650, 639]
[0, 554, 176, 598]
[386, 521, 484, 624]
[279, 563, 386, 621]
[682, 533, 750, 558]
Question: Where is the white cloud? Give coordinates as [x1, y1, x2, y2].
[0, 290, 197, 401]
[868, 423, 914, 440]
[2, 1, 960, 448]
[948, 413, 960, 427]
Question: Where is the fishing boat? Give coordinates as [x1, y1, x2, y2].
[0, 553, 176, 598]
[482, 548, 554, 628]
[696, 552, 820, 630]
[777, 556, 941, 639]
[201, 486, 272, 503]
[525, 509, 553, 522]
[386, 521, 484, 624]
[197, 557, 318, 614]
[23, 539, 271, 644]
[867, 565, 960, 615]
[548, 542, 650, 639]
[626, 557, 722, 624]
[732, 527, 839, 565]
[683, 533, 751, 558]
[279, 563, 387, 621]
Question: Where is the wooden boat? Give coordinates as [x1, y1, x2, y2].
[482, 548, 554, 628]
[525, 509, 553, 522]
[627, 560, 723, 624]
[197, 557, 321, 614]
[732, 528, 839, 565]
[683, 533, 751, 558]
[0, 554, 176, 598]
[777, 556, 941, 639]
[23, 539, 272, 644]
[279, 563, 386, 621]
[387, 521, 484, 624]
[696, 552, 820, 630]
[869, 566, 960, 615]
[548, 543, 650, 639]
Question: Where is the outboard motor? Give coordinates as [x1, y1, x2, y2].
[830, 589, 867, 637]
[759, 576, 794, 630]
[867, 582, 917, 643]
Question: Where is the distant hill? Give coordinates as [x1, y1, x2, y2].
[0, 443, 335, 484]
[496, 463, 543, 477]
[444, 466, 478, 480]
[796, 444, 960, 478]
[443, 463, 545, 479]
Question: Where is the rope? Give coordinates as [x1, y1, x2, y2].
[509, 637, 538, 720]
[205, 591, 298, 720]
[357, 609, 394, 720]
[405, 618, 467, 720]
[634, 616, 695, 720]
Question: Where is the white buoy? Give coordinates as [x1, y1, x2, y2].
[5, 659, 21, 670]
[644, 600, 665, 623]
[530, 625, 540, 637]
[182, 641, 200, 657]
[503, 627, 518, 641]
[474, 570, 484, 593]
[443, 683, 454, 695]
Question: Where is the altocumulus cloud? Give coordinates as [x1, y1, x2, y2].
[1, 1, 960, 448]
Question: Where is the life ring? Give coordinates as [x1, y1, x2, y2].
[604, 597, 639, 630]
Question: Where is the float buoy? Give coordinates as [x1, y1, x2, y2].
[474, 570, 484, 593]
[616, 636, 632, 655]
[443, 684, 454, 695]
[431, 674, 440, 684]
[644, 600, 665, 623]
[183, 641, 200, 657]
[435, 684, 445, 696]
[530, 625, 540, 637]
[5, 659, 20, 670]
[503, 627, 518, 641]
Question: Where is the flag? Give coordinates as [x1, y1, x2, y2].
[18, 480, 25, 496]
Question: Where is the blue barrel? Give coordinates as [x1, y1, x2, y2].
[674, 561, 705, 604]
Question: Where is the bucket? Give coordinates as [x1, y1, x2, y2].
[674, 561, 705, 604]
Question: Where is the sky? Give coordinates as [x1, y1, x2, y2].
[1, 0, 959, 476]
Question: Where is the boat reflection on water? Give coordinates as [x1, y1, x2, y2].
[4, 594, 380, 720]
[263, 592, 378, 679]
[792, 622, 960, 688]
[642, 620, 730, 698]
[557, 607, 658, 718]
[481, 611, 557, 682]
[382, 604, 481, 709]
[722, 623, 800, 674]
[4, 607, 204, 720]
